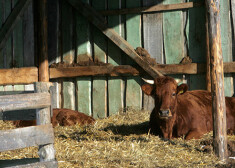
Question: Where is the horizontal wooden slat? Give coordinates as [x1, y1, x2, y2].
[0, 67, 38, 85]
[100, 2, 203, 15]
[49, 62, 235, 79]
[0, 92, 51, 112]
[0, 124, 54, 152]
[49, 65, 141, 78]
[0, 159, 57, 168]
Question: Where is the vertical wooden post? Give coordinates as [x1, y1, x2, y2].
[205, 0, 228, 161]
[205, 7, 211, 92]
[35, 82, 55, 162]
[35, 0, 49, 82]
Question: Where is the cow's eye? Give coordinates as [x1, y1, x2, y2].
[172, 93, 176, 97]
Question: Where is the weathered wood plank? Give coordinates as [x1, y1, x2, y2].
[93, 78, 107, 118]
[0, 124, 54, 152]
[62, 80, 75, 110]
[0, 0, 31, 51]
[76, 0, 92, 115]
[108, 0, 123, 116]
[66, 0, 163, 78]
[143, 0, 163, 111]
[0, 92, 51, 112]
[76, 77, 91, 116]
[206, 0, 228, 160]
[35, 82, 55, 162]
[62, 0, 75, 110]
[13, 0, 23, 68]
[186, 0, 206, 90]
[0, 160, 58, 168]
[163, 0, 185, 64]
[4, 0, 12, 69]
[125, 0, 142, 110]
[92, 0, 107, 119]
[0, 1, 4, 75]
[23, 1, 34, 67]
[100, 2, 203, 15]
[13, 0, 24, 92]
[0, 67, 38, 85]
[220, 0, 233, 97]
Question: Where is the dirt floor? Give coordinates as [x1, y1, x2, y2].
[0, 109, 235, 168]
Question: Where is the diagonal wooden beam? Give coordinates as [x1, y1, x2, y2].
[100, 2, 203, 16]
[66, 0, 163, 78]
[0, 0, 31, 51]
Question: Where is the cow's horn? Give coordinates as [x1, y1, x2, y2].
[142, 78, 154, 84]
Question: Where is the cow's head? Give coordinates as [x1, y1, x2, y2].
[142, 76, 188, 120]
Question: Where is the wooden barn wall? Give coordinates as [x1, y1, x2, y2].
[0, 0, 35, 94]
[46, 0, 235, 118]
[0, 0, 234, 119]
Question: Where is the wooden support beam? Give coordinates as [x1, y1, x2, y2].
[0, 0, 31, 50]
[66, 0, 163, 78]
[35, 0, 49, 82]
[205, 0, 228, 161]
[100, 2, 203, 16]
[0, 67, 38, 85]
[0, 92, 51, 112]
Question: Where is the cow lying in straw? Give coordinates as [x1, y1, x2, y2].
[142, 76, 235, 140]
[13, 108, 95, 127]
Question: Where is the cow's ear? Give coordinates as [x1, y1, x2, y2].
[141, 84, 154, 96]
[177, 84, 188, 95]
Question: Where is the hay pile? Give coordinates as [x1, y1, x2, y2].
[0, 109, 234, 167]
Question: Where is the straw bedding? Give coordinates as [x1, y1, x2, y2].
[0, 109, 234, 167]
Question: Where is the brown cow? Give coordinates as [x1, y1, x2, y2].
[13, 108, 95, 128]
[142, 76, 235, 140]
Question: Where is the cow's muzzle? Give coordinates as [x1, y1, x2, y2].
[159, 109, 172, 119]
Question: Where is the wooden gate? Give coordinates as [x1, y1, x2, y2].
[0, 82, 57, 168]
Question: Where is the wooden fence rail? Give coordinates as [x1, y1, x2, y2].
[0, 82, 57, 168]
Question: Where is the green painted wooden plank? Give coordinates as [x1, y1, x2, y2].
[63, 80, 75, 110]
[13, 0, 24, 91]
[93, 78, 106, 118]
[108, 0, 123, 116]
[163, 0, 185, 64]
[92, 0, 107, 118]
[76, 0, 92, 116]
[220, 0, 233, 96]
[76, 77, 91, 116]
[186, 0, 206, 90]
[62, 0, 75, 110]
[125, 0, 142, 110]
